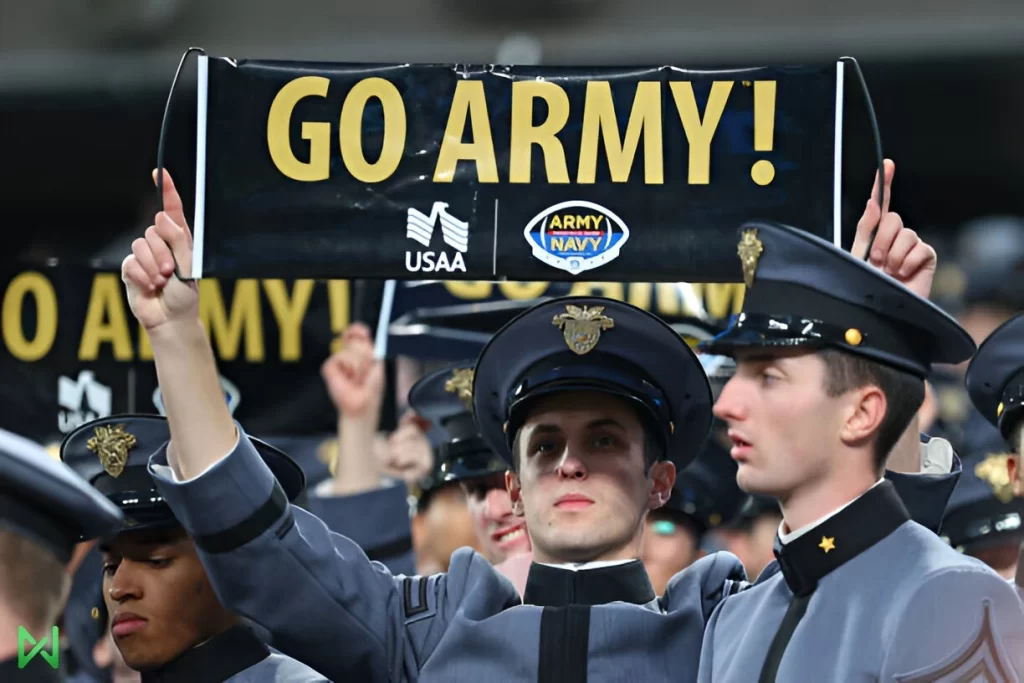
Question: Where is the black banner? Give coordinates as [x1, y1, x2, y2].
[0, 264, 353, 443]
[385, 279, 740, 360]
[192, 58, 843, 282]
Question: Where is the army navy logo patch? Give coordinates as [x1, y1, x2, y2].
[523, 201, 630, 275]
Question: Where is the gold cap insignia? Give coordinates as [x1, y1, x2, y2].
[86, 424, 137, 478]
[737, 228, 764, 288]
[444, 368, 475, 410]
[975, 454, 1015, 504]
[317, 438, 339, 476]
[552, 305, 615, 355]
[844, 328, 863, 346]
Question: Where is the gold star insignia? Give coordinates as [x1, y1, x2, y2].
[444, 368, 475, 410]
[86, 424, 137, 478]
[737, 228, 764, 288]
[552, 305, 615, 355]
[819, 536, 836, 553]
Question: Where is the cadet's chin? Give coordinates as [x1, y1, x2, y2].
[735, 463, 783, 498]
[115, 642, 164, 674]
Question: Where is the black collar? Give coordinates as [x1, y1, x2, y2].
[774, 480, 910, 597]
[523, 560, 656, 607]
[140, 624, 270, 683]
[0, 654, 63, 683]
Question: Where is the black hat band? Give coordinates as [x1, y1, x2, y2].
[998, 368, 1024, 438]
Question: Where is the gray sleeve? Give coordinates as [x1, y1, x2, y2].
[879, 564, 1024, 681]
[305, 484, 416, 576]
[662, 551, 749, 623]
[147, 426, 501, 683]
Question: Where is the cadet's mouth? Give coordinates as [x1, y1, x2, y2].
[492, 524, 528, 546]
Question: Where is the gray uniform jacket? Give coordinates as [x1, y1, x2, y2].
[149, 429, 746, 683]
[148, 427, 961, 683]
[698, 480, 1024, 683]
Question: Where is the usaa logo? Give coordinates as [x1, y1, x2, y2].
[523, 201, 630, 275]
[152, 375, 241, 417]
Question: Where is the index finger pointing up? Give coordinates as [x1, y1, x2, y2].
[152, 168, 191, 238]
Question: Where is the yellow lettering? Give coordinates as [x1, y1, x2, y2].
[655, 283, 683, 317]
[510, 82, 570, 184]
[497, 282, 549, 300]
[626, 283, 652, 311]
[2, 272, 57, 361]
[550, 215, 563, 230]
[199, 280, 264, 362]
[267, 76, 331, 182]
[263, 280, 315, 361]
[443, 281, 494, 300]
[434, 81, 498, 183]
[327, 280, 351, 353]
[670, 81, 734, 184]
[568, 282, 625, 301]
[700, 283, 745, 319]
[577, 81, 663, 184]
[563, 215, 576, 230]
[78, 274, 134, 361]
[340, 78, 406, 183]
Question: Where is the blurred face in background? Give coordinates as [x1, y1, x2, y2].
[462, 473, 532, 564]
[712, 512, 783, 582]
[641, 513, 703, 595]
[411, 483, 482, 574]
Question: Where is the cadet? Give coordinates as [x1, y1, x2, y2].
[407, 363, 531, 566]
[941, 449, 1023, 579]
[966, 312, 1024, 600]
[0, 428, 123, 682]
[697, 220, 1024, 682]
[61, 415, 329, 683]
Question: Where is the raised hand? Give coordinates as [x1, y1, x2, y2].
[321, 323, 386, 419]
[377, 410, 434, 485]
[850, 160, 937, 300]
[121, 170, 199, 331]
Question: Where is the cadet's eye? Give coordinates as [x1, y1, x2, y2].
[146, 558, 172, 569]
[534, 441, 557, 454]
[593, 434, 618, 449]
[761, 372, 780, 385]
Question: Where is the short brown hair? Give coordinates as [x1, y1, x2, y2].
[817, 349, 924, 472]
[0, 530, 68, 631]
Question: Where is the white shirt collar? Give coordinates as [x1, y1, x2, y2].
[538, 559, 635, 572]
[778, 479, 885, 545]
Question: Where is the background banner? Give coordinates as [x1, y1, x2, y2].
[191, 58, 844, 283]
[0, 263, 353, 443]
[385, 279, 738, 360]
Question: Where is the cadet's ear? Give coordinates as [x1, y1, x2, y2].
[648, 461, 676, 511]
[838, 384, 887, 446]
[1008, 454, 1022, 497]
[506, 471, 525, 516]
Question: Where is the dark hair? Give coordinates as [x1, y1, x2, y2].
[817, 349, 924, 472]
